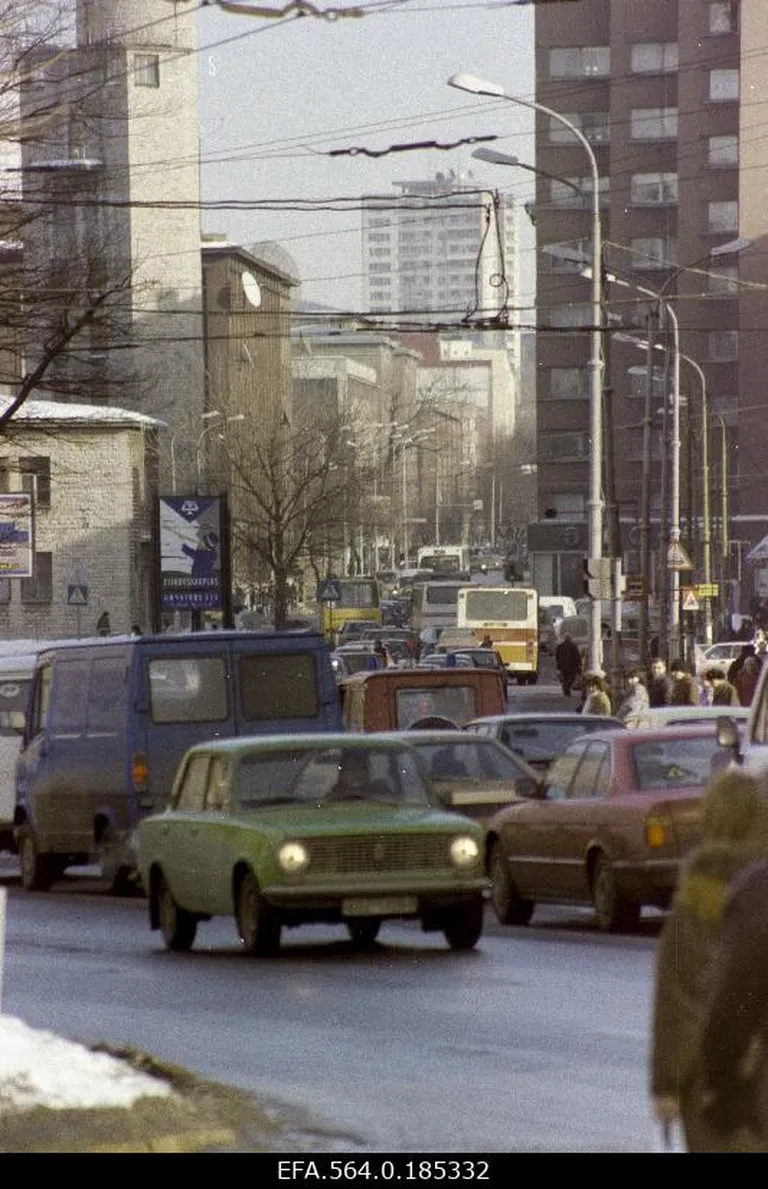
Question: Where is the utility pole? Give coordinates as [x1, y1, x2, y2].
[638, 304, 657, 668]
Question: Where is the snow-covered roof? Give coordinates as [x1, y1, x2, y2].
[0, 396, 163, 429]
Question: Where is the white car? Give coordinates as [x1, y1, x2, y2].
[694, 641, 748, 676]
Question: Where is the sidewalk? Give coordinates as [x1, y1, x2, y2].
[0, 1014, 360, 1153]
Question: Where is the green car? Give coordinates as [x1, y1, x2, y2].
[137, 733, 487, 954]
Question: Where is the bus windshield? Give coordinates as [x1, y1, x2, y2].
[461, 588, 530, 622]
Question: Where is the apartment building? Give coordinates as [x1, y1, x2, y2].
[534, 0, 768, 610]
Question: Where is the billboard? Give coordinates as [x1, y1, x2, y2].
[157, 495, 227, 612]
[0, 493, 33, 578]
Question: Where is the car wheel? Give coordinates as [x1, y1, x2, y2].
[591, 854, 641, 933]
[488, 840, 534, 926]
[442, 895, 484, 951]
[346, 918, 381, 948]
[157, 874, 197, 952]
[18, 827, 56, 892]
[236, 872, 281, 956]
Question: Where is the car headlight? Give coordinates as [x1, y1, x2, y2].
[449, 835, 480, 868]
[277, 841, 309, 874]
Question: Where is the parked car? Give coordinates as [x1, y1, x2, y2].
[330, 642, 381, 681]
[717, 660, 768, 778]
[137, 733, 487, 953]
[464, 713, 625, 773]
[336, 619, 382, 647]
[484, 724, 730, 932]
[622, 705, 750, 731]
[402, 730, 539, 824]
[694, 640, 747, 676]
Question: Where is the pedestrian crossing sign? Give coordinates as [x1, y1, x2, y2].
[666, 540, 692, 570]
[681, 587, 699, 612]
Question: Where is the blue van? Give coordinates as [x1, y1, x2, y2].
[14, 630, 341, 893]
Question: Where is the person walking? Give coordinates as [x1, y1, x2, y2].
[697, 857, 768, 1151]
[648, 657, 674, 707]
[704, 666, 740, 707]
[669, 659, 700, 707]
[615, 667, 650, 723]
[581, 672, 612, 716]
[650, 770, 768, 1152]
[555, 632, 583, 697]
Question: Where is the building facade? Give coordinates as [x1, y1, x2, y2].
[0, 399, 160, 638]
[534, 0, 768, 613]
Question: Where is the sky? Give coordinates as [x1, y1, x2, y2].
[196, 0, 537, 312]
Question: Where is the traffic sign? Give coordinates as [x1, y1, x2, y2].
[316, 578, 342, 603]
[681, 587, 700, 612]
[694, 583, 720, 599]
[666, 540, 693, 570]
[625, 575, 646, 601]
[67, 583, 89, 606]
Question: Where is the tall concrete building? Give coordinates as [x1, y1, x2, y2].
[534, 0, 768, 613]
[20, 0, 205, 489]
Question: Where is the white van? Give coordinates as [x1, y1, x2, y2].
[0, 645, 50, 853]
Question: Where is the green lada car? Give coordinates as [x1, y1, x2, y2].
[137, 733, 487, 955]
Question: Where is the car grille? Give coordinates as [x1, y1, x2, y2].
[306, 834, 453, 875]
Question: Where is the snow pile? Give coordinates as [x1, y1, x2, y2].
[0, 1016, 175, 1112]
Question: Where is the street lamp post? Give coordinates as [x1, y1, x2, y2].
[679, 355, 712, 647]
[196, 413, 245, 491]
[450, 72, 604, 673]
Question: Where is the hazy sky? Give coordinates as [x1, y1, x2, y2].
[196, 0, 536, 312]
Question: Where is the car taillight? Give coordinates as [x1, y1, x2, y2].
[645, 811, 674, 848]
[132, 752, 149, 791]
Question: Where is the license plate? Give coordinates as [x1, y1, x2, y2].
[342, 896, 418, 916]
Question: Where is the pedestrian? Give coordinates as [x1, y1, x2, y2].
[669, 659, 700, 707]
[651, 769, 768, 1153]
[555, 632, 583, 697]
[96, 610, 111, 637]
[373, 638, 392, 668]
[480, 633, 494, 648]
[615, 666, 650, 723]
[704, 666, 740, 707]
[581, 672, 612, 716]
[697, 856, 768, 1151]
[648, 657, 674, 707]
[731, 645, 761, 706]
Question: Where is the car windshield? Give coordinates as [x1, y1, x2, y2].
[631, 736, 720, 790]
[235, 746, 430, 808]
[411, 740, 526, 782]
[501, 720, 615, 762]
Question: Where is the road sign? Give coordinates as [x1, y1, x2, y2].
[666, 540, 693, 570]
[681, 587, 700, 612]
[694, 583, 720, 599]
[625, 575, 646, 601]
[316, 578, 342, 603]
[67, 583, 89, 606]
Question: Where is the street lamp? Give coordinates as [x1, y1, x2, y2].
[171, 409, 221, 495]
[196, 413, 245, 490]
[450, 72, 604, 672]
[393, 428, 436, 565]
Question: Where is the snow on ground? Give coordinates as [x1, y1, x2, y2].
[0, 1015, 174, 1112]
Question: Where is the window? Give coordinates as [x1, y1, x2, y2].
[630, 238, 677, 270]
[134, 53, 160, 88]
[0, 579, 10, 604]
[543, 240, 588, 273]
[550, 176, 609, 208]
[239, 653, 319, 721]
[709, 69, 739, 101]
[631, 43, 678, 74]
[205, 757, 231, 813]
[630, 172, 678, 205]
[627, 365, 664, 399]
[710, 331, 738, 361]
[50, 661, 90, 735]
[708, 136, 738, 172]
[149, 656, 228, 724]
[87, 658, 127, 732]
[548, 368, 587, 400]
[549, 113, 610, 145]
[630, 108, 678, 140]
[21, 552, 52, 604]
[567, 743, 610, 799]
[709, 2, 738, 33]
[708, 200, 738, 233]
[175, 755, 210, 812]
[549, 46, 609, 78]
[550, 493, 585, 520]
[708, 265, 739, 296]
[541, 433, 589, 463]
[19, 457, 50, 509]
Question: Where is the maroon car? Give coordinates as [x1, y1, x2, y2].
[485, 725, 727, 932]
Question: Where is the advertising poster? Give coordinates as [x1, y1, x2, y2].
[158, 495, 225, 611]
[0, 493, 33, 577]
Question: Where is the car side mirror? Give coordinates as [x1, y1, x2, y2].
[716, 716, 742, 762]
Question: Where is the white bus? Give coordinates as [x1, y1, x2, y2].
[457, 585, 539, 685]
[411, 580, 466, 634]
[416, 545, 470, 578]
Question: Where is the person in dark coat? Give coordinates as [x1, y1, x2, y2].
[698, 856, 768, 1150]
[648, 657, 674, 707]
[554, 632, 582, 696]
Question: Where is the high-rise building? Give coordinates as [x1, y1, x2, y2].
[534, 1, 768, 612]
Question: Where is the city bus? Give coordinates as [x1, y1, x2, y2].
[416, 545, 470, 578]
[320, 576, 381, 644]
[411, 580, 465, 634]
[456, 585, 539, 685]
